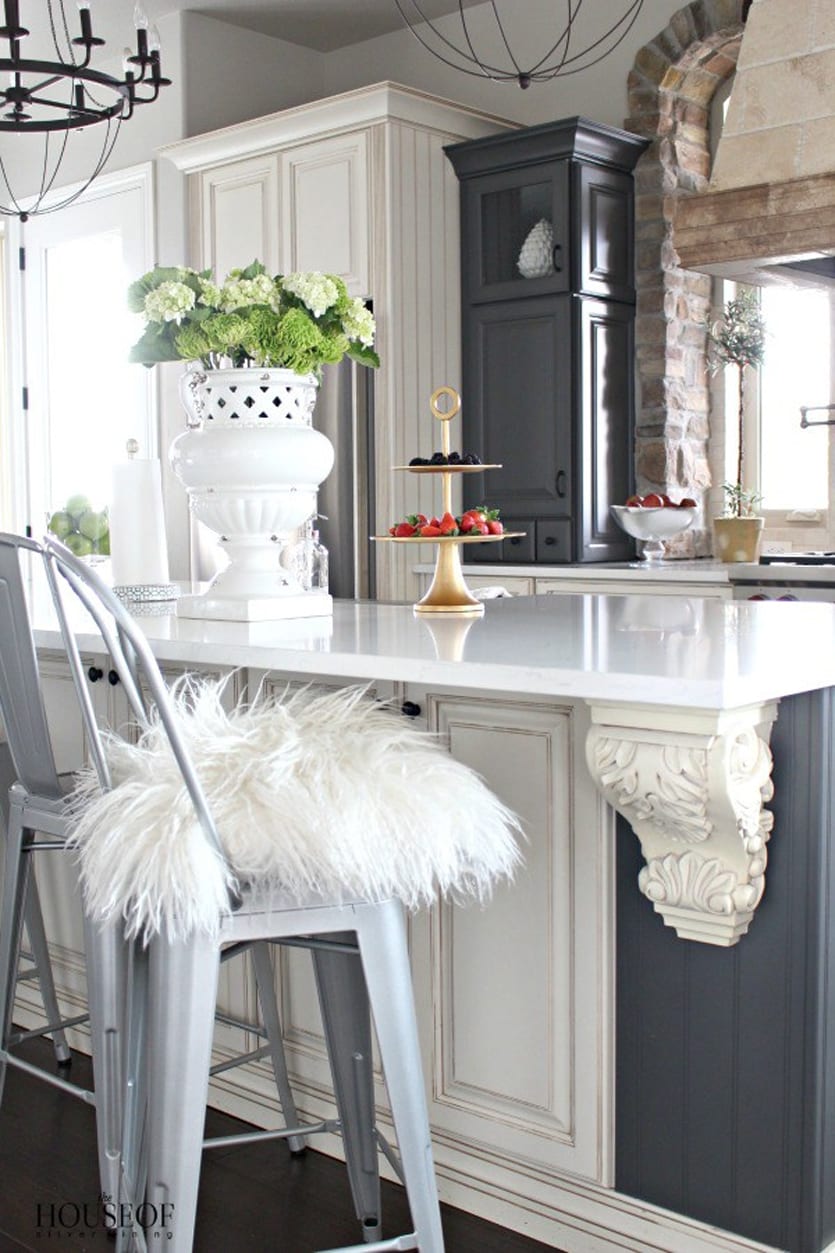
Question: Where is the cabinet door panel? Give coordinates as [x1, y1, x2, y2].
[408, 689, 613, 1183]
[199, 155, 279, 276]
[464, 297, 572, 521]
[576, 298, 635, 562]
[576, 164, 635, 303]
[281, 132, 370, 295]
[462, 162, 570, 302]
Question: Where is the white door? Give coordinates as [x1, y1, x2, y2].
[18, 165, 155, 535]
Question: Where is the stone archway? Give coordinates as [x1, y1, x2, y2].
[624, 0, 746, 555]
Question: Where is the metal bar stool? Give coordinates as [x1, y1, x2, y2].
[0, 536, 304, 1211]
[0, 535, 123, 1202]
[42, 534, 521, 1253]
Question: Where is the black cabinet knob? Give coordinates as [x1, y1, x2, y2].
[401, 700, 422, 718]
[552, 243, 563, 272]
[510, 536, 522, 545]
[107, 669, 120, 686]
[87, 666, 103, 683]
[545, 536, 557, 546]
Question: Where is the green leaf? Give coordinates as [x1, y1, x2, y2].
[128, 324, 183, 365]
[347, 343, 381, 369]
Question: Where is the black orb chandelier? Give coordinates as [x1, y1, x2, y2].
[0, 0, 171, 220]
[393, 0, 645, 90]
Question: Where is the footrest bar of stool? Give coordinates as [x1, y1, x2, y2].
[213, 1008, 268, 1036]
[375, 1130, 405, 1184]
[204, 1117, 339, 1150]
[8, 1012, 89, 1047]
[317, 1233, 418, 1252]
[209, 1043, 271, 1076]
[272, 935, 360, 955]
[2, 1050, 95, 1103]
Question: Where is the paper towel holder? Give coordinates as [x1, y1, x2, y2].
[111, 438, 180, 607]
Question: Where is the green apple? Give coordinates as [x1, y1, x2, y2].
[63, 531, 94, 557]
[97, 531, 110, 556]
[78, 509, 109, 542]
[65, 493, 92, 522]
[47, 510, 75, 539]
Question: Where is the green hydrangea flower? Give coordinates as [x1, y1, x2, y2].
[127, 261, 378, 372]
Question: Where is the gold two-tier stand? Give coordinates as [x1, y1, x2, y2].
[374, 386, 523, 616]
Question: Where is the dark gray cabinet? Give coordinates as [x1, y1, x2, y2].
[445, 117, 647, 565]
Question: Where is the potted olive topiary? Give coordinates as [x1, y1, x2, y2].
[706, 289, 767, 562]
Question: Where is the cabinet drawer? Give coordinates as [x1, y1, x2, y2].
[536, 520, 572, 563]
[501, 521, 536, 564]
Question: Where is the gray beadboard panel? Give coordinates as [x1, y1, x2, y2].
[616, 688, 835, 1253]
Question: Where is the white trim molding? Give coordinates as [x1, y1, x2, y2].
[585, 701, 778, 946]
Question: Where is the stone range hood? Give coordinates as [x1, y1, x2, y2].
[673, 0, 835, 287]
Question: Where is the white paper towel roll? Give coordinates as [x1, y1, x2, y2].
[110, 457, 170, 587]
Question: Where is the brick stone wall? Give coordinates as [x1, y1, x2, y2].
[624, 0, 745, 556]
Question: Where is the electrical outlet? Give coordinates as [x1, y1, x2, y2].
[761, 541, 792, 555]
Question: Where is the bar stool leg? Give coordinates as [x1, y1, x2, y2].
[23, 874, 72, 1064]
[250, 940, 306, 1153]
[312, 932, 382, 1241]
[144, 932, 220, 1253]
[355, 901, 445, 1253]
[0, 803, 30, 1105]
[83, 913, 129, 1205]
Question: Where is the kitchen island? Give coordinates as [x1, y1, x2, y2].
[24, 589, 835, 1253]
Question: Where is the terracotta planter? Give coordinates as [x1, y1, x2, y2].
[712, 516, 764, 563]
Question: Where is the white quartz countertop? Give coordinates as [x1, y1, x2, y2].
[31, 585, 835, 711]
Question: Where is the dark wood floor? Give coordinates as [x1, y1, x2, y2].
[0, 1036, 560, 1252]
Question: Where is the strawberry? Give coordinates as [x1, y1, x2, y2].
[471, 520, 489, 535]
[486, 519, 504, 535]
[420, 524, 442, 537]
[394, 521, 417, 537]
[389, 525, 397, 535]
[439, 511, 458, 535]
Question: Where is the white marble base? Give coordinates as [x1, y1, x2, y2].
[176, 590, 333, 622]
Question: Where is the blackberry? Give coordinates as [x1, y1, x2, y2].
[448, 451, 462, 464]
[430, 452, 448, 465]
[409, 456, 428, 466]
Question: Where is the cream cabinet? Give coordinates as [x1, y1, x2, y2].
[162, 84, 515, 603]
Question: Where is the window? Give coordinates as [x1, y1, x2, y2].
[12, 165, 154, 534]
[758, 284, 833, 514]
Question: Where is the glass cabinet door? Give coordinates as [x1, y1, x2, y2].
[462, 161, 570, 302]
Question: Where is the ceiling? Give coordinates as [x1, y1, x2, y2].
[165, 0, 480, 52]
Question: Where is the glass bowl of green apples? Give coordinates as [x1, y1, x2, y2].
[47, 495, 110, 562]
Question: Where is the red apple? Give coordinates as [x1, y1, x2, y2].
[679, 497, 697, 508]
[641, 492, 664, 508]
[625, 494, 643, 507]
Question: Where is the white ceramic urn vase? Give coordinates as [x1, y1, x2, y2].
[170, 367, 335, 621]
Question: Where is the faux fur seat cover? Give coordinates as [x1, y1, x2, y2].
[68, 681, 523, 940]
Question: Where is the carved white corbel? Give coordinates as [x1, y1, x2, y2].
[585, 702, 778, 946]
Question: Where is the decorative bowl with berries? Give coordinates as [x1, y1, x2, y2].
[611, 494, 697, 563]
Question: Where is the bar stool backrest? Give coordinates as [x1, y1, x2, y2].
[39, 535, 238, 904]
[0, 534, 63, 801]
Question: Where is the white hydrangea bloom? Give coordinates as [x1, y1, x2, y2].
[144, 281, 196, 324]
[342, 297, 375, 347]
[220, 272, 278, 312]
[198, 279, 223, 308]
[283, 272, 340, 319]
